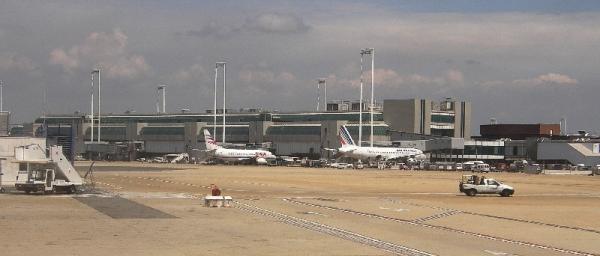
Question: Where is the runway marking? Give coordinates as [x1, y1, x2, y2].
[385, 198, 600, 235]
[412, 211, 462, 223]
[484, 249, 515, 255]
[235, 201, 435, 256]
[285, 198, 598, 256]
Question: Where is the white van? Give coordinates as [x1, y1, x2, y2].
[472, 163, 490, 173]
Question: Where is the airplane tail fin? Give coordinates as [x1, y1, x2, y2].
[339, 125, 356, 147]
[203, 129, 220, 150]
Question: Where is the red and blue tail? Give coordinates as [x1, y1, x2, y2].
[339, 125, 356, 147]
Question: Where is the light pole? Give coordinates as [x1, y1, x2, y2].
[370, 48, 375, 147]
[90, 71, 95, 142]
[318, 79, 326, 112]
[316, 80, 320, 111]
[216, 62, 226, 143]
[213, 64, 218, 137]
[0, 80, 3, 112]
[157, 85, 167, 114]
[94, 69, 101, 142]
[359, 50, 365, 146]
[361, 48, 375, 147]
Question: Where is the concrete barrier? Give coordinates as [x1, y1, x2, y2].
[204, 196, 233, 207]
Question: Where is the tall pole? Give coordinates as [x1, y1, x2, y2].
[90, 72, 94, 142]
[222, 63, 226, 144]
[318, 79, 326, 112]
[0, 80, 3, 112]
[324, 79, 327, 111]
[370, 48, 375, 147]
[96, 69, 101, 142]
[359, 52, 364, 147]
[162, 85, 166, 113]
[156, 87, 159, 113]
[213, 65, 218, 138]
[316, 81, 320, 111]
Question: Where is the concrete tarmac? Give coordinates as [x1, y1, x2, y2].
[1, 161, 598, 256]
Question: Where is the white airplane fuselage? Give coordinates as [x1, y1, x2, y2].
[203, 129, 275, 164]
[339, 145, 424, 161]
[213, 148, 275, 162]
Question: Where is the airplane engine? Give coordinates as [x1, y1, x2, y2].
[256, 158, 268, 165]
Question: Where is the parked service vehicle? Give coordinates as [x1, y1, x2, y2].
[459, 175, 514, 197]
[14, 146, 83, 194]
[336, 163, 352, 169]
[15, 168, 77, 194]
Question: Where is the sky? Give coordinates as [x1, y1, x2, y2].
[1, 0, 600, 135]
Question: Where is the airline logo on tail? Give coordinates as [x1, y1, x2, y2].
[203, 129, 220, 150]
[339, 125, 356, 147]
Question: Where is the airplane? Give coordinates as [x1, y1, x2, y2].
[203, 129, 275, 164]
[326, 126, 426, 163]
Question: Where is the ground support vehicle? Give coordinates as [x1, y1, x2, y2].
[14, 146, 83, 194]
[459, 175, 514, 197]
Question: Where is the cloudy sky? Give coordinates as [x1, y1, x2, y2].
[1, 1, 600, 134]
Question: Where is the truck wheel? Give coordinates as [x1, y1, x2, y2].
[500, 189, 513, 197]
[0, 187, 5, 193]
[466, 189, 477, 196]
[68, 186, 76, 194]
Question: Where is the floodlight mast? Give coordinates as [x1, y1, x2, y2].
[95, 69, 101, 142]
[361, 48, 375, 147]
[370, 48, 375, 147]
[216, 62, 226, 143]
[0, 80, 3, 112]
[359, 49, 372, 146]
[318, 79, 326, 112]
[161, 85, 166, 113]
[90, 71, 94, 142]
[213, 64, 218, 137]
[316, 81, 320, 111]
[157, 85, 167, 114]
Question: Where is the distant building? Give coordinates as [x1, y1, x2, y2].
[31, 97, 471, 160]
[480, 123, 560, 140]
[0, 112, 9, 136]
[383, 98, 471, 138]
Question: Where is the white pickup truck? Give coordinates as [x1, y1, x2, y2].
[459, 175, 514, 197]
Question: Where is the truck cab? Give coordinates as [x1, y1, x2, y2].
[459, 174, 514, 197]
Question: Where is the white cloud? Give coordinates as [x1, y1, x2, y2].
[245, 13, 310, 34]
[49, 28, 149, 78]
[185, 12, 310, 39]
[535, 73, 578, 85]
[332, 68, 465, 88]
[239, 69, 296, 83]
[482, 73, 578, 88]
[0, 53, 37, 72]
[173, 64, 208, 82]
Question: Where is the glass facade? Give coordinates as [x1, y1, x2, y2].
[464, 145, 505, 155]
[431, 114, 454, 123]
[431, 128, 453, 137]
[266, 126, 321, 136]
[140, 127, 184, 136]
[345, 126, 389, 137]
[84, 127, 127, 136]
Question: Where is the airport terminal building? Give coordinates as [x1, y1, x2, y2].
[25, 98, 471, 161]
[10, 97, 600, 167]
